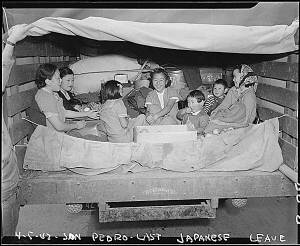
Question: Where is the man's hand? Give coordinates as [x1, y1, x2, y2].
[7, 24, 34, 44]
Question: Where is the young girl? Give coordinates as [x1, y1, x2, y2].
[57, 67, 82, 111]
[34, 63, 99, 133]
[145, 67, 180, 125]
[99, 80, 146, 143]
[205, 64, 258, 133]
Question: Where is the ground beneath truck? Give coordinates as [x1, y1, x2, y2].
[15, 196, 297, 244]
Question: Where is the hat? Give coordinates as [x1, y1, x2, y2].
[239, 64, 258, 88]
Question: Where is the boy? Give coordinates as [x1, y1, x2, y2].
[203, 79, 228, 116]
[176, 90, 209, 135]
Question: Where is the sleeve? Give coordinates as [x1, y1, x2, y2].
[203, 95, 215, 114]
[168, 88, 179, 102]
[214, 87, 236, 111]
[243, 90, 257, 124]
[2, 58, 15, 92]
[115, 100, 128, 118]
[179, 87, 190, 100]
[177, 108, 186, 121]
[35, 93, 59, 119]
[145, 91, 154, 107]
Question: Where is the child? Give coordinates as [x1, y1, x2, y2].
[57, 67, 82, 111]
[205, 64, 258, 134]
[145, 67, 180, 125]
[177, 90, 209, 135]
[99, 80, 146, 143]
[203, 79, 228, 116]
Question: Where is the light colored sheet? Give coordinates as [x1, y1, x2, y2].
[23, 118, 283, 175]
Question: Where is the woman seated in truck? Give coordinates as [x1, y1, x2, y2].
[34, 63, 100, 134]
[145, 67, 180, 125]
[205, 64, 258, 134]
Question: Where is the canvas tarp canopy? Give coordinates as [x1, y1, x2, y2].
[4, 2, 299, 54]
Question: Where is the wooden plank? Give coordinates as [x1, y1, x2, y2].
[99, 203, 216, 222]
[295, 28, 299, 45]
[252, 62, 298, 83]
[19, 170, 296, 205]
[278, 164, 298, 183]
[257, 107, 298, 138]
[256, 83, 298, 110]
[278, 137, 298, 171]
[9, 120, 32, 145]
[7, 61, 71, 87]
[6, 88, 37, 117]
[3, 90, 8, 126]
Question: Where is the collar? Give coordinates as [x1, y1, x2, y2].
[60, 89, 70, 97]
[156, 89, 165, 95]
[41, 87, 53, 94]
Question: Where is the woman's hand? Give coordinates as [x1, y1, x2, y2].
[76, 121, 86, 129]
[85, 110, 100, 119]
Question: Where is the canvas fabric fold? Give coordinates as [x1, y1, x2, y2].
[25, 16, 299, 54]
[24, 118, 282, 175]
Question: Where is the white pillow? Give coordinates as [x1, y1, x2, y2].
[70, 55, 143, 94]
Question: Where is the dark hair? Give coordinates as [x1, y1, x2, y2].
[35, 63, 58, 89]
[59, 67, 74, 78]
[187, 90, 205, 103]
[102, 80, 122, 102]
[214, 79, 228, 89]
[150, 67, 172, 89]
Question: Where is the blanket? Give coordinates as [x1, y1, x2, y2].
[23, 118, 283, 174]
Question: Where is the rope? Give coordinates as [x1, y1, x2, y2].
[22, 117, 40, 126]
